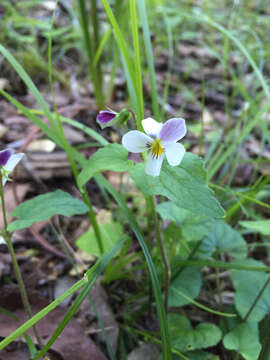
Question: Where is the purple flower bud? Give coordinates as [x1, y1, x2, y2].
[0, 149, 12, 166]
[97, 110, 116, 124]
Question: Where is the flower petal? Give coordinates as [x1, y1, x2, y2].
[4, 153, 24, 172]
[159, 118, 186, 142]
[122, 131, 152, 153]
[97, 110, 116, 124]
[165, 142, 185, 166]
[142, 117, 162, 137]
[145, 152, 164, 176]
[0, 149, 12, 166]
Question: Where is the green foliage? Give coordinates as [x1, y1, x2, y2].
[231, 259, 270, 322]
[173, 351, 219, 360]
[78, 144, 133, 188]
[8, 190, 89, 232]
[169, 267, 202, 307]
[240, 220, 270, 235]
[198, 220, 248, 259]
[131, 153, 225, 218]
[168, 313, 222, 353]
[223, 322, 261, 360]
[157, 201, 214, 242]
[76, 221, 128, 257]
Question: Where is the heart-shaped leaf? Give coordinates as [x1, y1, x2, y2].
[130, 153, 224, 219]
[223, 322, 261, 360]
[8, 190, 89, 231]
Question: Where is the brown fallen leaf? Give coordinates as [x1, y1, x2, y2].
[0, 287, 108, 360]
[0, 341, 40, 360]
[78, 283, 119, 353]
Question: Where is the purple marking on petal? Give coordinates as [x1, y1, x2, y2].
[159, 118, 186, 142]
[97, 111, 116, 124]
[0, 149, 12, 166]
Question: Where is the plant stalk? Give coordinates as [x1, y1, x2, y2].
[244, 276, 270, 322]
[149, 196, 170, 313]
[90, 0, 102, 85]
[0, 174, 43, 350]
[81, 189, 104, 254]
[78, 0, 104, 109]
[258, 315, 270, 360]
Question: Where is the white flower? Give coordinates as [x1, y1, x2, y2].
[0, 149, 24, 186]
[122, 117, 186, 176]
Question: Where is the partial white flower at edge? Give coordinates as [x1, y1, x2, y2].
[122, 117, 186, 176]
[0, 149, 24, 186]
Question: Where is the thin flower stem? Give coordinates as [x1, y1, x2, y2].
[81, 189, 104, 254]
[235, 277, 270, 360]
[243, 276, 270, 322]
[127, 108, 137, 127]
[149, 196, 170, 313]
[0, 175, 43, 350]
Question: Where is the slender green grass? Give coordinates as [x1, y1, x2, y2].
[137, 0, 160, 121]
[170, 288, 236, 317]
[93, 28, 112, 67]
[95, 174, 172, 360]
[130, 0, 144, 123]
[32, 239, 124, 359]
[0, 240, 124, 351]
[101, 0, 140, 128]
[77, 0, 104, 108]
[0, 44, 59, 134]
[172, 259, 270, 273]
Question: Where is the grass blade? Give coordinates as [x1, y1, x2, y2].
[33, 239, 124, 359]
[137, 0, 160, 121]
[130, 0, 144, 123]
[95, 174, 171, 360]
[0, 240, 124, 351]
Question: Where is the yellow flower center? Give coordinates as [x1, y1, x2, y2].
[150, 139, 164, 157]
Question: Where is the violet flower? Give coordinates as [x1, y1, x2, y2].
[0, 149, 24, 185]
[122, 117, 186, 176]
[97, 110, 117, 126]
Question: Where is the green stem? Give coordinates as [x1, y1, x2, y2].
[149, 196, 170, 313]
[258, 315, 270, 360]
[48, 14, 104, 256]
[0, 175, 43, 350]
[81, 189, 104, 254]
[58, 135, 104, 255]
[90, 0, 103, 86]
[127, 108, 137, 127]
[243, 276, 270, 322]
[78, 0, 104, 109]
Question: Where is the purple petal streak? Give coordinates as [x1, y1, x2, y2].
[97, 110, 116, 124]
[0, 149, 12, 166]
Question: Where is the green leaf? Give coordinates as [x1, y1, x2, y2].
[183, 351, 219, 360]
[8, 190, 88, 231]
[168, 314, 222, 352]
[169, 267, 202, 307]
[76, 221, 127, 257]
[240, 220, 270, 235]
[78, 144, 133, 188]
[198, 220, 248, 259]
[223, 322, 261, 360]
[231, 259, 270, 322]
[157, 201, 214, 242]
[130, 153, 224, 218]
